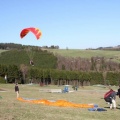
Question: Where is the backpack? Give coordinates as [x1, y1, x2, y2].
[104, 89, 114, 102]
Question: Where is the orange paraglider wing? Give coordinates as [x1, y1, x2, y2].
[20, 27, 42, 40]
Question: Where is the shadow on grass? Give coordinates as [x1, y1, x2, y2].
[104, 107, 110, 110]
[104, 106, 120, 110]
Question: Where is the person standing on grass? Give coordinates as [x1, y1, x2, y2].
[117, 85, 120, 98]
[15, 83, 19, 98]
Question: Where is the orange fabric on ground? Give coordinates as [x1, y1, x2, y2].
[17, 97, 94, 108]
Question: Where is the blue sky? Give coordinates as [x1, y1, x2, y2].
[1, 0, 120, 49]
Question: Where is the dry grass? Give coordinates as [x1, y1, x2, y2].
[0, 84, 120, 120]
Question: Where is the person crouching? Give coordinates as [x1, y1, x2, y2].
[104, 89, 116, 110]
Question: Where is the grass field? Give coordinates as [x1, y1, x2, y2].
[0, 84, 120, 120]
[0, 50, 7, 54]
[46, 49, 120, 62]
[1, 49, 120, 59]
[1, 49, 120, 63]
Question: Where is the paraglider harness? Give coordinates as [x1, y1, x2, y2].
[104, 89, 115, 104]
[30, 60, 34, 66]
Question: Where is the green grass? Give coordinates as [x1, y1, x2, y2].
[0, 84, 120, 120]
[1, 49, 120, 64]
[0, 49, 7, 54]
[1, 49, 120, 59]
[47, 49, 120, 58]
[0, 49, 57, 68]
[46, 49, 120, 63]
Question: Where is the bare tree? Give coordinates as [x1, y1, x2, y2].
[20, 64, 28, 83]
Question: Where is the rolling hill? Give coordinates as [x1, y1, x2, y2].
[0, 49, 57, 68]
[45, 49, 120, 63]
[1, 48, 120, 68]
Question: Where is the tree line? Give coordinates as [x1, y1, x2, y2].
[57, 55, 120, 72]
[1, 43, 120, 86]
[0, 43, 59, 50]
[0, 64, 120, 86]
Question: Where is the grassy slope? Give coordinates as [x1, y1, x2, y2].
[1, 49, 120, 66]
[46, 49, 120, 62]
[0, 50, 57, 68]
[0, 50, 7, 54]
[0, 84, 119, 120]
[1, 49, 120, 58]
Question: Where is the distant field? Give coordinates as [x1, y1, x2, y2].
[1, 49, 120, 59]
[1, 49, 120, 63]
[0, 49, 7, 54]
[46, 49, 120, 62]
[46, 49, 120, 58]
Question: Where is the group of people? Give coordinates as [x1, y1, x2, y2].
[14, 83, 120, 110]
[104, 86, 120, 110]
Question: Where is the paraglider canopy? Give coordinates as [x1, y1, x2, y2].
[20, 27, 42, 40]
[20, 27, 42, 66]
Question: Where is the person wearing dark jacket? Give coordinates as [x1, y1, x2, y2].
[109, 90, 116, 109]
[117, 86, 120, 98]
[104, 88, 116, 110]
[15, 83, 19, 98]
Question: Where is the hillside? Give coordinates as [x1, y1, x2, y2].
[46, 49, 120, 63]
[0, 50, 8, 54]
[0, 49, 57, 68]
[1, 43, 120, 63]
[1, 49, 120, 66]
[1, 48, 120, 72]
[1, 49, 120, 80]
